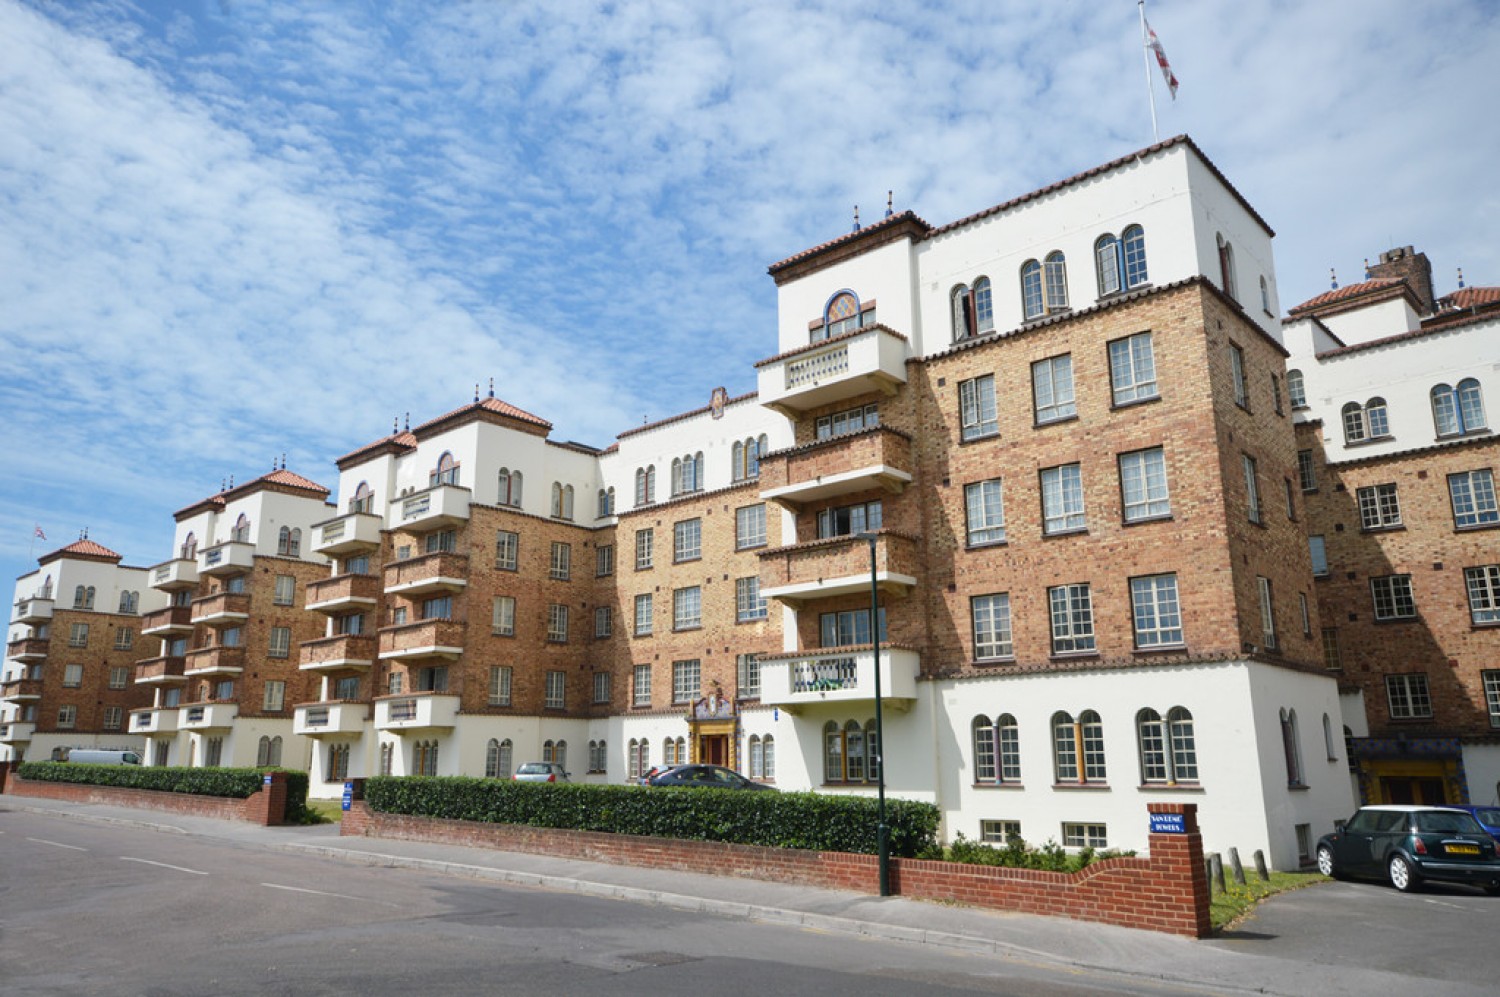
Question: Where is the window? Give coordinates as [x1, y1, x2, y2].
[272, 574, 295, 606]
[817, 500, 881, 539]
[627, 739, 648, 779]
[633, 664, 652, 707]
[1217, 233, 1237, 300]
[670, 453, 704, 496]
[231, 514, 251, 543]
[497, 468, 522, 507]
[594, 605, 612, 638]
[412, 740, 437, 776]
[822, 719, 880, 785]
[268, 626, 291, 659]
[972, 714, 1021, 784]
[1449, 469, 1499, 528]
[1272, 374, 1284, 415]
[546, 541, 572, 580]
[737, 653, 761, 699]
[1229, 344, 1248, 408]
[952, 277, 995, 340]
[596, 544, 614, 577]
[181, 532, 198, 559]
[1096, 225, 1147, 296]
[113, 627, 134, 651]
[118, 590, 139, 614]
[424, 529, 456, 555]
[816, 404, 879, 439]
[1309, 536, 1329, 577]
[1288, 369, 1307, 408]
[1371, 574, 1417, 620]
[225, 574, 246, 594]
[494, 530, 518, 570]
[58, 705, 77, 728]
[1119, 447, 1170, 522]
[672, 659, 700, 704]
[277, 526, 302, 557]
[732, 436, 769, 481]
[380, 743, 393, 776]
[1483, 672, 1500, 727]
[748, 734, 775, 780]
[492, 596, 515, 636]
[262, 679, 285, 712]
[1032, 355, 1076, 423]
[108, 665, 129, 689]
[1356, 483, 1402, 530]
[204, 736, 224, 767]
[634, 465, 656, 506]
[1138, 707, 1196, 783]
[817, 290, 870, 340]
[414, 666, 447, 693]
[1052, 711, 1105, 783]
[735, 504, 767, 550]
[69, 623, 89, 647]
[1321, 627, 1343, 670]
[73, 584, 95, 610]
[550, 482, 575, 520]
[673, 519, 702, 562]
[1465, 565, 1500, 624]
[1257, 576, 1276, 650]
[597, 487, 615, 517]
[959, 375, 998, 441]
[635, 528, 654, 570]
[1048, 584, 1095, 653]
[964, 479, 1006, 546]
[431, 451, 459, 486]
[1040, 464, 1086, 534]
[633, 594, 653, 636]
[1131, 574, 1183, 647]
[1108, 331, 1157, 405]
[334, 676, 359, 700]
[1296, 450, 1316, 492]
[103, 706, 123, 731]
[971, 593, 1013, 660]
[1044, 252, 1069, 312]
[489, 665, 512, 706]
[1243, 454, 1262, 524]
[1298, 592, 1312, 636]
[588, 739, 606, 773]
[485, 738, 513, 778]
[421, 595, 452, 620]
[63, 663, 83, 687]
[1386, 674, 1433, 719]
[1062, 823, 1108, 849]
[673, 586, 702, 630]
[1260, 274, 1273, 314]
[593, 671, 612, 705]
[980, 819, 1023, 844]
[820, 608, 886, 647]
[1432, 379, 1487, 436]
[547, 604, 569, 642]
[1343, 398, 1391, 444]
[222, 625, 244, 648]
[545, 671, 565, 709]
[736, 577, 767, 622]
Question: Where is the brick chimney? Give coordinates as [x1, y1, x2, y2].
[1367, 246, 1435, 316]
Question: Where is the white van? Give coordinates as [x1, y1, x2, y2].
[64, 749, 142, 766]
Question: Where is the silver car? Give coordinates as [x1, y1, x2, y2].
[512, 761, 569, 783]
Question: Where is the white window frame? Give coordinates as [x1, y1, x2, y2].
[1449, 469, 1499, 529]
[959, 375, 998, 441]
[735, 504, 767, 550]
[1386, 674, 1433, 719]
[492, 596, 515, 636]
[489, 665, 513, 706]
[549, 541, 572, 580]
[546, 603, 569, 642]
[1371, 574, 1417, 621]
[1465, 565, 1500, 624]
[736, 576, 767, 622]
[673, 518, 702, 562]
[1119, 447, 1170, 522]
[495, 530, 519, 571]
[635, 528, 654, 570]
[1130, 574, 1183, 647]
[672, 659, 700, 705]
[1048, 584, 1095, 654]
[673, 586, 702, 630]
[1040, 463, 1086, 535]
[633, 664, 652, 707]
[633, 593, 653, 636]
[1031, 354, 1076, 424]
[544, 670, 566, 709]
[964, 479, 1006, 546]
[1356, 483, 1402, 530]
[971, 593, 1013, 660]
[263, 679, 286, 712]
[268, 626, 291, 659]
[1108, 331, 1157, 405]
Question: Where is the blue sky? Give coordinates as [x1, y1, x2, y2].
[2, 0, 1497, 587]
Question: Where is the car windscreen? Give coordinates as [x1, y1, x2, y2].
[1474, 808, 1500, 826]
[1415, 811, 1484, 834]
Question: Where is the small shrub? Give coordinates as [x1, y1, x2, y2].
[945, 832, 1135, 872]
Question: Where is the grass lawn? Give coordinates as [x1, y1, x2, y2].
[1210, 870, 1326, 930]
[303, 799, 344, 824]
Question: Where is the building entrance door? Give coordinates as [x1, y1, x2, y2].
[701, 734, 727, 766]
[1380, 776, 1447, 805]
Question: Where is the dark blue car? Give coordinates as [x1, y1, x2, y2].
[1449, 805, 1500, 843]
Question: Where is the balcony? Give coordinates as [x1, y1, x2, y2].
[0, 678, 43, 703]
[293, 700, 370, 737]
[758, 428, 914, 511]
[149, 557, 200, 591]
[759, 532, 920, 607]
[377, 619, 465, 663]
[756, 324, 909, 417]
[189, 591, 251, 627]
[759, 646, 920, 712]
[382, 552, 469, 597]
[135, 655, 188, 685]
[11, 597, 54, 624]
[130, 708, 179, 735]
[299, 633, 377, 672]
[198, 541, 255, 578]
[141, 605, 194, 637]
[312, 511, 384, 556]
[178, 701, 238, 731]
[306, 573, 381, 614]
[0, 721, 35, 743]
[374, 693, 459, 733]
[6, 638, 49, 662]
[183, 645, 246, 677]
[391, 484, 471, 532]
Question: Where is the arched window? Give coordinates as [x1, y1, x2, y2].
[1139, 707, 1196, 783]
[1044, 251, 1068, 312]
[73, 585, 94, 610]
[817, 290, 866, 341]
[181, 532, 197, 560]
[1259, 275, 1271, 314]
[1079, 710, 1105, 782]
[1280, 708, 1303, 786]
[1099, 229, 1148, 297]
[1052, 712, 1077, 782]
[1095, 235, 1122, 296]
[972, 715, 996, 781]
[1121, 225, 1148, 288]
[823, 720, 843, 783]
[635, 466, 656, 506]
[1167, 707, 1197, 781]
[1021, 260, 1044, 320]
[554, 740, 567, 772]
[542, 739, 556, 764]
[414, 739, 438, 776]
[498, 468, 522, 507]
[1341, 402, 1367, 443]
[951, 283, 971, 340]
[670, 457, 682, 495]
[485, 738, 513, 778]
[752, 436, 767, 477]
[550, 483, 574, 520]
[277, 526, 299, 556]
[732, 441, 746, 481]
[1432, 379, 1487, 436]
[1137, 708, 1166, 782]
[1364, 398, 1390, 438]
[627, 739, 641, 780]
[951, 277, 994, 341]
[1323, 713, 1338, 761]
[1342, 398, 1390, 444]
[232, 514, 251, 543]
[431, 451, 459, 486]
[268, 735, 282, 767]
[380, 742, 393, 776]
[598, 487, 615, 517]
[662, 737, 676, 766]
[1217, 233, 1237, 301]
[118, 590, 138, 614]
[351, 481, 372, 514]
[257, 735, 272, 767]
[1287, 369, 1306, 409]
[844, 720, 866, 782]
[328, 742, 349, 780]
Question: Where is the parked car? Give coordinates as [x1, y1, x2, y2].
[1448, 805, 1500, 842]
[636, 764, 680, 786]
[645, 764, 774, 790]
[1316, 805, 1500, 894]
[512, 762, 569, 783]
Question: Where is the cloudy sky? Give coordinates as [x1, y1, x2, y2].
[2, 0, 1497, 588]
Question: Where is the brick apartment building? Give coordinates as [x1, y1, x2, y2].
[6, 136, 1493, 869]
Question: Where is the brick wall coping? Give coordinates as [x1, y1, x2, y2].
[756, 529, 922, 558]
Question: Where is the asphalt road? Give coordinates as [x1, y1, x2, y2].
[0, 809, 1193, 997]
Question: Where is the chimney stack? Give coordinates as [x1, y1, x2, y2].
[1367, 246, 1435, 317]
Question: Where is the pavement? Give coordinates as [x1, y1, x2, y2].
[3, 794, 1492, 997]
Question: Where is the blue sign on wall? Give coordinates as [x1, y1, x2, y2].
[342, 782, 354, 811]
[263, 774, 273, 786]
[1150, 812, 1186, 834]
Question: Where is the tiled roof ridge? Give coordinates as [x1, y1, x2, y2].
[335, 431, 418, 467]
[1318, 428, 1497, 469]
[767, 210, 931, 274]
[1287, 276, 1407, 316]
[38, 538, 122, 564]
[412, 395, 552, 437]
[1315, 309, 1498, 359]
[615, 390, 759, 440]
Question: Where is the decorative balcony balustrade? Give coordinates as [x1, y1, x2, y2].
[312, 511, 383, 555]
[755, 325, 909, 417]
[178, 701, 238, 731]
[758, 646, 920, 711]
[198, 541, 255, 577]
[373, 693, 459, 732]
[293, 700, 369, 737]
[149, 558, 199, 591]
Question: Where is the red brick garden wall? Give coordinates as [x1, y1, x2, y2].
[3, 770, 289, 826]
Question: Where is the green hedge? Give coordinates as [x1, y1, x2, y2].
[363, 776, 940, 857]
[17, 762, 309, 822]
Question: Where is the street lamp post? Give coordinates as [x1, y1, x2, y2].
[855, 530, 890, 896]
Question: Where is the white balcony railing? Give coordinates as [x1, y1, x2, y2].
[312, 512, 384, 555]
[390, 484, 471, 532]
[759, 646, 919, 711]
[756, 325, 908, 416]
[197, 541, 256, 577]
[0, 721, 36, 743]
[149, 558, 200, 591]
[373, 693, 459, 732]
[11, 597, 54, 624]
[178, 702, 239, 731]
[130, 708, 179, 734]
[293, 701, 370, 737]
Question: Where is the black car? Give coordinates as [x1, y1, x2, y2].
[645, 763, 774, 790]
[1316, 805, 1500, 894]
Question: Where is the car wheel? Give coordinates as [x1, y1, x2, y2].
[1316, 845, 1340, 879]
[1388, 854, 1420, 893]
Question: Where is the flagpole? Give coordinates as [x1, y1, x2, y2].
[1139, 0, 1159, 143]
